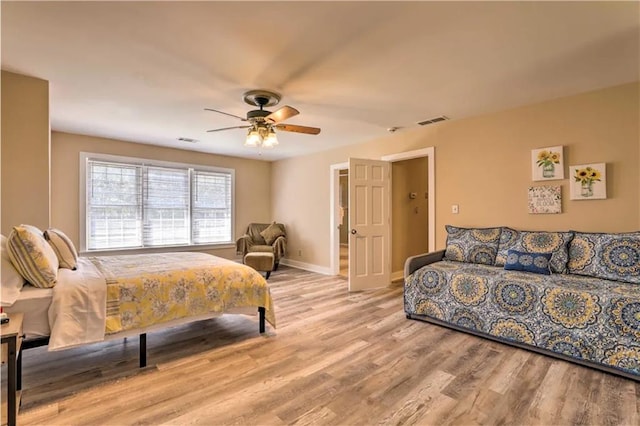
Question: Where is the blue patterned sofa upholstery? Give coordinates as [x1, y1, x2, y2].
[404, 226, 640, 380]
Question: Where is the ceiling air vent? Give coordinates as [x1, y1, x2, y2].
[417, 116, 449, 126]
[177, 137, 199, 143]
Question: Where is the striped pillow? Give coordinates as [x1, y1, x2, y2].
[44, 228, 78, 270]
[7, 224, 58, 288]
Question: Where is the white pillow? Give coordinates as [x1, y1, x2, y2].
[1, 234, 26, 307]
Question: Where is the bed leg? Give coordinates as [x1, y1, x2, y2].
[140, 333, 147, 368]
[258, 307, 266, 334]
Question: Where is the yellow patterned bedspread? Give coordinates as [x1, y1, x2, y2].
[88, 252, 275, 334]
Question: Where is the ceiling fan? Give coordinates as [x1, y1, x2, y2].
[205, 90, 321, 148]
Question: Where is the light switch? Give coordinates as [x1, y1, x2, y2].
[452, 204, 459, 214]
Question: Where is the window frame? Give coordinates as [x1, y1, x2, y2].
[79, 152, 235, 254]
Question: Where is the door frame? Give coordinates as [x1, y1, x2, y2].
[329, 147, 435, 276]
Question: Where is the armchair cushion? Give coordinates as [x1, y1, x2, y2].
[260, 222, 285, 245]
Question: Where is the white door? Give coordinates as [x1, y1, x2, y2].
[348, 158, 391, 291]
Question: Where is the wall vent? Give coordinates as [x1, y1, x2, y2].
[177, 137, 199, 143]
[417, 116, 449, 126]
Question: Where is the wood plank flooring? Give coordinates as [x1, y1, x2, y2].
[6, 266, 640, 425]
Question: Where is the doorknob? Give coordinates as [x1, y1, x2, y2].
[351, 229, 357, 235]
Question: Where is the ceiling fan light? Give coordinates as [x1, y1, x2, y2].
[262, 129, 279, 148]
[245, 128, 262, 147]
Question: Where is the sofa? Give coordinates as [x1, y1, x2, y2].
[404, 225, 640, 381]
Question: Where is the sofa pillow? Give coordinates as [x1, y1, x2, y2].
[260, 222, 285, 245]
[1, 235, 26, 307]
[496, 228, 574, 274]
[504, 249, 552, 275]
[443, 225, 502, 265]
[44, 228, 79, 270]
[6, 224, 58, 288]
[568, 231, 639, 284]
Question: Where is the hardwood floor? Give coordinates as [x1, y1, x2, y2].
[339, 244, 348, 277]
[8, 266, 640, 425]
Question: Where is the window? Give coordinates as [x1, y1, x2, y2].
[82, 153, 234, 251]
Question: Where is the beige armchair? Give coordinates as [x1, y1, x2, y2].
[236, 223, 287, 269]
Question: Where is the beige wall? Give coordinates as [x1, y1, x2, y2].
[52, 132, 272, 258]
[1, 71, 51, 234]
[272, 82, 640, 270]
[392, 157, 429, 274]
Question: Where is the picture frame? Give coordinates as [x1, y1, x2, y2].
[570, 163, 607, 200]
[531, 146, 564, 181]
[528, 186, 561, 214]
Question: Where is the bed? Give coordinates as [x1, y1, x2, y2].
[4, 251, 276, 367]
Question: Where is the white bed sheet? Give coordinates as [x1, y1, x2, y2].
[4, 285, 53, 337]
[47, 258, 107, 350]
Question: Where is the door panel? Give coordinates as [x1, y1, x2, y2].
[348, 158, 391, 291]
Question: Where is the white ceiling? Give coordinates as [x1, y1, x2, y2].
[2, 1, 638, 161]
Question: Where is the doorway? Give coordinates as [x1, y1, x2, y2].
[391, 157, 429, 281]
[338, 169, 349, 277]
[330, 147, 436, 283]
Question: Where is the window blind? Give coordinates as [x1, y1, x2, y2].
[85, 157, 233, 250]
[143, 166, 190, 246]
[87, 161, 143, 250]
[192, 170, 232, 244]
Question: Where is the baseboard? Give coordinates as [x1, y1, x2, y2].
[280, 258, 333, 275]
[391, 270, 404, 283]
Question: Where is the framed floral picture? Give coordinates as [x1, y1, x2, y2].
[531, 146, 564, 181]
[528, 186, 561, 214]
[570, 163, 606, 200]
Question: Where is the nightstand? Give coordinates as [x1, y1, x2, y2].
[1, 312, 23, 426]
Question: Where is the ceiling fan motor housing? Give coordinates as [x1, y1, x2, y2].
[246, 109, 271, 121]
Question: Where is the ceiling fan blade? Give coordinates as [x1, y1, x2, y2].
[204, 108, 247, 121]
[275, 124, 321, 135]
[265, 106, 299, 124]
[206, 125, 251, 133]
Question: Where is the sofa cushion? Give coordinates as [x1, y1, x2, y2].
[496, 228, 574, 274]
[504, 249, 552, 275]
[443, 225, 502, 265]
[568, 232, 640, 284]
